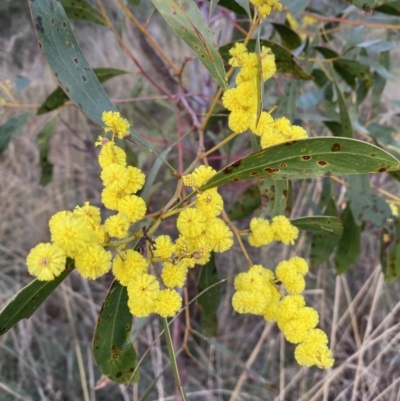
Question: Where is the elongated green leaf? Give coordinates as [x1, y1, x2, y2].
[335, 206, 360, 274]
[347, 0, 387, 11]
[227, 184, 261, 221]
[0, 264, 74, 336]
[275, 79, 297, 121]
[334, 59, 373, 90]
[220, 40, 312, 80]
[372, 51, 390, 115]
[347, 189, 391, 229]
[376, 2, 400, 15]
[310, 196, 339, 267]
[29, 0, 152, 152]
[37, 68, 129, 115]
[381, 217, 400, 282]
[61, 0, 106, 26]
[260, 179, 289, 219]
[291, 216, 343, 236]
[93, 280, 139, 384]
[151, 0, 227, 90]
[37, 117, 57, 186]
[334, 82, 353, 138]
[197, 253, 220, 337]
[206, 0, 250, 16]
[272, 23, 301, 50]
[200, 138, 400, 190]
[0, 113, 29, 154]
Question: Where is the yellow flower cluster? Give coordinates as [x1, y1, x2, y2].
[250, 0, 283, 18]
[223, 44, 308, 148]
[231, 258, 334, 369]
[148, 166, 234, 291]
[248, 216, 299, 247]
[102, 110, 130, 138]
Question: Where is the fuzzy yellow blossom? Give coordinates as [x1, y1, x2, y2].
[228, 42, 248, 67]
[125, 166, 146, 194]
[161, 262, 188, 288]
[250, 111, 274, 136]
[118, 195, 146, 223]
[206, 218, 233, 253]
[191, 165, 217, 187]
[104, 213, 130, 239]
[101, 187, 127, 210]
[102, 111, 130, 138]
[154, 289, 182, 317]
[290, 257, 309, 275]
[196, 189, 224, 219]
[232, 290, 267, 315]
[49, 214, 97, 257]
[98, 141, 127, 169]
[112, 250, 148, 286]
[127, 273, 160, 317]
[177, 208, 206, 238]
[294, 334, 334, 368]
[228, 110, 252, 133]
[154, 235, 175, 259]
[260, 46, 276, 81]
[248, 217, 274, 247]
[100, 163, 129, 190]
[73, 202, 101, 227]
[261, 285, 281, 321]
[26, 243, 66, 281]
[74, 245, 111, 279]
[271, 215, 299, 245]
[289, 125, 308, 140]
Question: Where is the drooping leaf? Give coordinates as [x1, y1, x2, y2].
[0, 113, 29, 154]
[60, 0, 106, 26]
[310, 195, 340, 267]
[375, 2, 400, 15]
[29, 0, 152, 152]
[220, 40, 312, 80]
[200, 138, 400, 190]
[206, 0, 250, 16]
[346, 189, 391, 230]
[314, 46, 339, 59]
[227, 184, 261, 221]
[37, 68, 129, 115]
[372, 51, 390, 115]
[197, 253, 220, 337]
[93, 280, 139, 384]
[209, 0, 220, 17]
[334, 82, 353, 138]
[0, 264, 74, 336]
[381, 217, 400, 282]
[259, 179, 289, 219]
[335, 205, 361, 274]
[291, 216, 343, 236]
[272, 23, 302, 50]
[334, 59, 373, 91]
[346, 0, 389, 11]
[151, 0, 227, 90]
[36, 117, 57, 186]
[275, 79, 297, 121]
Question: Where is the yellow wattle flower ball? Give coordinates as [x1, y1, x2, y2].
[289, 125, 308, 140]
[262, 285, 281, 322]
[282, 273, 306, 294]
[98, 141, 127, 169]
[232, 290, 267, 315]
[154, 235, 175, 259]
[127, 273, 160, 317]
[176, 208, 206, 238]
[235, 81, 258, 109]
[222, 88, 240, 112]
[102, 111, 130, 138]
[73, 202, 101, 227]
[248, 217, 274, 247]
[112, 250, 148, 286]
[154, 289, 182, 317]
[49, 214, 97, 257]
[260, 128, 286, 149]
[100, 163, 129, 190]
[206, 218, 233, 253]
[191, 165, 217, 187]
[271, 215, 299, 245]
[104, 213, 130, 239]
[289, 256, 309, 275]
[161, 262, 188, 288]
[250, 111, 274, 136]
[228, 42, 248, 67]
[26, 243, 66, 281]
[228, 109, 252, 134]
[125, 166, 146, 194]
[196, 189, 224, 219]
[101, 187, 127, 210]
[294, 339, 334, 369]
[74, 245, 111, 280]
[117, 195, 146, 223]
[260, 46, 276, 81]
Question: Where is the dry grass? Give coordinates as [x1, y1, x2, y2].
[1, 2, 400, 401]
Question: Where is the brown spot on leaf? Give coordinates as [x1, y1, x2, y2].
[264, 168, 280, 174]
[232, 160, 241, 168]
[318, 161, 329, 167]
[74, 58, 78, 64]
[224, 167, 232, 174]
[280, 163, 287, 168]
[62, 21, 67, 28]
[331, 143, 341, 152]
[116, 372, 122, 378]
[301, 155, 311, 161]
[379, 167, 387, 172]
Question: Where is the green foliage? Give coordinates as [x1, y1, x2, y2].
[36, 117, 57, 186]
[60, 0, 106, 25]
[0, 113, 29, 154]
[0, 264, 74, 335]
[93, 281, 139, 384]
[201, 138, 400, 190]
[381, 217, 400, 282]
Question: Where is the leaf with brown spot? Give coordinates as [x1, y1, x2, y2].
[200, 138, 400, 190]
[291, 216, 343, 237]
[151, 0, 227, 89]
